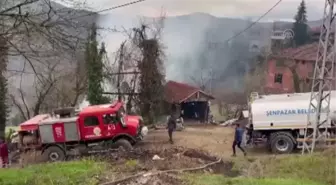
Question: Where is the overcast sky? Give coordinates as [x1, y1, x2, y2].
[77, 0, 324, 21]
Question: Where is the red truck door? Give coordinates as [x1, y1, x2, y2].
[79, 115, 104, 140]
[102, 113, 118, 138]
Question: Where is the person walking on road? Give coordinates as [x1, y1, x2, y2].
[0, 138, 9, 168]
[167, 105, 178, 144]
[232, 123, 247, 157]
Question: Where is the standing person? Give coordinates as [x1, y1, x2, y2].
[167, 105, 177, 144]
[232, 123, 247, 157]
[0, 138, 9, 168]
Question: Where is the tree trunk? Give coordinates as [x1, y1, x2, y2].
[0, 36, 8, 139]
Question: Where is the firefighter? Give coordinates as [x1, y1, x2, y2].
[232, 123, 247, 157]
[167, 105, 178, 144]
[0, 138, 9, 168]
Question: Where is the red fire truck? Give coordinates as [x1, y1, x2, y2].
[17, 101, 148, 161]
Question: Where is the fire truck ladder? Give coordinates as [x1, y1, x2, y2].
[302, 0, 336, 154]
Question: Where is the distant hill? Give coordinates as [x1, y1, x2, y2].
[7, 1, 97, 79]
[98, 12, 322, 91]
[8, 9, 322, 92]
[6, 1, 97, 118]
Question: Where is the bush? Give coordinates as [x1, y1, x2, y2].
[184, 174, 324, 185]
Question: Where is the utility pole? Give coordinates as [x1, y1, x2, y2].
[102, 42, 140, 110]
[116, 42, 125, 102]
[302, 0, 336, 154]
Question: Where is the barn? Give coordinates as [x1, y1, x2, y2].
[164, 81, 214, 123]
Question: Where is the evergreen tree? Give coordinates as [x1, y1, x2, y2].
[292, 0, 310, 47]
[0, 37, 9, 139]
[85, 24, 110, 105]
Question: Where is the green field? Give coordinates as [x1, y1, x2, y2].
[0, 160, 105, 185]
[184, 150, 334, 185]
[184, 175, 324, 185]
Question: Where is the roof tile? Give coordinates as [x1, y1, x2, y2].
[164, 81, 201, 103]
[275, 42, 319, 61]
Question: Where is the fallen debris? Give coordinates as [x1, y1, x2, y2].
[96, 146, 241, 185]
[100, 158, 222, 185]
[152, 155, 164, 161]
[220, 118, 237, 127]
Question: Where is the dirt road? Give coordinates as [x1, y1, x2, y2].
[140, 125, 253, 158]
[139, 125, 271, 159]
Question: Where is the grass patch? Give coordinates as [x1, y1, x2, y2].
[230, 150, 335, 185]
[125, 159, 138, 169]
[264, 153, 335, 185]
[184, 174, 325, 185]
[5, 126, 19, 133]
[0, 159, 105, 185]
[184, 149, 335, 185]
[5, 126, 19, 139]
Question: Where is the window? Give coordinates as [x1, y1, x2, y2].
[84, 116, 100, 127]
[103, 114, 118, 124]
[276, 59, 285, 67]
[274, 73, 283, 84]
[305, 78, 310, 83]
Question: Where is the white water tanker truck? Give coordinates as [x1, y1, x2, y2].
[246, 91, 336, 154]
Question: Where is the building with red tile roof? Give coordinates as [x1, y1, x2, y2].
[164, 80, 214, 103]
[263, 42, 335, 94]
[164, 80, 214, 123]
[274, 42, 318, 61]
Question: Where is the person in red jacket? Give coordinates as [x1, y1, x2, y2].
[0, 138, 9, 168]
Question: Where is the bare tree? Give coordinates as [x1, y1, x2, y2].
[10, 59, 59, 119]
[103, 40, 140, 108]
[190, 68, 214, 92]
[244, 63, 266, 94]
[0, 35, 9, 138]
[102, 16, 166, 118]
[9, 54, 89, 120]
[122, 17, 166, 124]
[2, 0, 96, 121]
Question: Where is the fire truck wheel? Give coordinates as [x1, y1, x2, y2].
[42, 146, 66, 162]
[270, 132, 295, 154]
[114, 139, 133, 151]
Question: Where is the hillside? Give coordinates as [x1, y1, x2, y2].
[6, 1, 97, 119]
[162, 13, 321, 85]
[7, 1, 97, 72]
[98, 12, 322, 91]
[6, 8, 322, 114]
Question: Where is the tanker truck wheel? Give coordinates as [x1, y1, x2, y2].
[270, 132, 295, 154]
[42, 146, 66, 162]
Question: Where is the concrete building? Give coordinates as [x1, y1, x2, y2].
[264, 42, 335, 94]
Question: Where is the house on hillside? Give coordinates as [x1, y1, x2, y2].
[263, 42, 336, 94]
[164, 81, 214, 123]
[310, 26, 335, 42]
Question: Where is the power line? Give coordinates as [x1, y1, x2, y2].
[70, 0, 146, 19]
[210, 0, 283, 46]
[226, 0, 282, 42]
